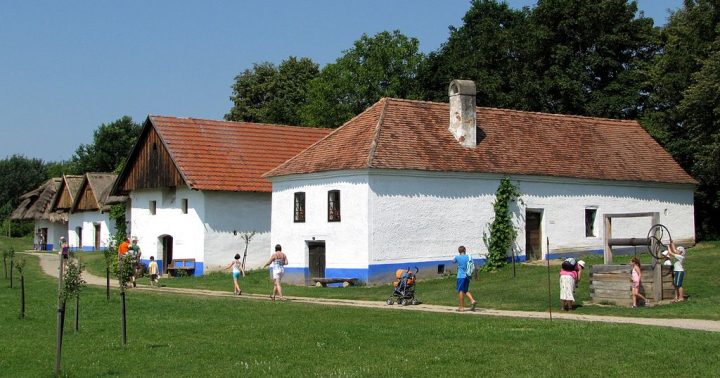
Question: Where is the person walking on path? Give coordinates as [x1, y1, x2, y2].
[225, 253, 246, 295]
[667, 242, 686, 302]
[452, 246, 477, 312]
[264, 244, 288, 301]
[118, 238, 130, 259]
[148, 256, 159, 286]
[630, 257, 648, 308]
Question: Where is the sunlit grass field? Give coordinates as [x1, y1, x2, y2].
[66, 240, 720, 320]
[1, 252, 719, 377]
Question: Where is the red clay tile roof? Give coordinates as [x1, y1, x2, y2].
[149, 116, 332, 192]
[265, 98, 696, 185]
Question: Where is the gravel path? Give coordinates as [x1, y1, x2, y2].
[28, 252, 720, 333]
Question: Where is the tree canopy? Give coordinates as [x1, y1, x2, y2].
[0, 155, 47, 220]
[225, 57, 319, 125]
[69, 116, 142, 174]
[300, 30, 424, 128]
[643, 0, 720, 238]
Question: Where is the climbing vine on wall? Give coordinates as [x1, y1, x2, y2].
[482, 177, 520, 271]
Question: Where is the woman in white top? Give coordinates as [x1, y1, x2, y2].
[264, 244, 288, 301]
[225, 253, 246, 295]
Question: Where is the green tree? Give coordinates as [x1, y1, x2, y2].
[643, 0, 720, 239]
[529, 0, 658, 118]
[0, 155, 48, 233]
[300, 30, 424, 128]
[418, 0, 535, 107]
[225, 57, 319, 125]
[419, 0, 657, 119]
[70, 116, 141, 173]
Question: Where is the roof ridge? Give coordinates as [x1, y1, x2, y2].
[380, 97, 638, 125]
[149, 115, 328, 131]
[263, 100, 387, 178]
[366, 98, 389, 167]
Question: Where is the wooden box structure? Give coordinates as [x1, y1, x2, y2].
[590, 264, 674, 306]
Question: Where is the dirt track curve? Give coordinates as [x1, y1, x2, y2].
[27, 252, 720, 333]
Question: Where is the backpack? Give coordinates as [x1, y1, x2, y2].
[466, 255, 476, 278]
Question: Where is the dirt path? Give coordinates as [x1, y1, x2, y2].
[28, 252, 720, 333]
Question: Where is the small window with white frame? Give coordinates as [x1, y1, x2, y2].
[585, 208, 597, 237]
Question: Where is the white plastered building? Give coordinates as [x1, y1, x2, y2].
[266, 80, 696, 285]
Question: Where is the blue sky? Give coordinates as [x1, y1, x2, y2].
[1, 0, 682, 162]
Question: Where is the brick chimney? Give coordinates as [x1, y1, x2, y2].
[448, 80, 476, 148]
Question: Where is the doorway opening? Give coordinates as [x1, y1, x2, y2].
[76, 227, 83, 250]
[307, 241, 326, 284]
[525, 209, 543, 261]
[94, 223, 101, 250]
[159, 235, 174, 273]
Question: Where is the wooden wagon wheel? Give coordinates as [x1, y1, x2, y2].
[647, 224, 674, 276]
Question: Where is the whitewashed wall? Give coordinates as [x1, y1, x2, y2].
[369, 172, 497, 263]
[271, 170, 694, 284]
[370, 172, 694, 262]
[202, 191, 271, 271]
[129, 187, 205, 263]
[517, 177, 695, 256]
[67, 211, 113, 250]
[35, 219, 68, 251]
[271, 172, 370, 275]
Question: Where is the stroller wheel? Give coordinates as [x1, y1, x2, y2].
[411, 299, 419, 305]
[386, 298, 394, 305]
[398, 298, 405, 306]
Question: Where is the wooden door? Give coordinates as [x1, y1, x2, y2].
[161, 235, 173, 273]
[76, 227, 83, 250]
[94, 224, 101, 250]
[308, 242, 325, 279]
[40, 228, 48, 250]
[525, 210, 543, 261]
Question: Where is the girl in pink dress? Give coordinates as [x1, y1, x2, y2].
[630, 257, 648, 308]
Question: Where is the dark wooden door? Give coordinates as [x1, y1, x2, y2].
[77, 227, 83, 250]
[525, 210, 543, 261]
[40, 228, 48, 250]
[308, 242, 325, 279]
[161, 235, 173, 273]
[94, 224, 101, 250]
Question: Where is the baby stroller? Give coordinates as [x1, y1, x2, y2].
[386, 267, 420, 305]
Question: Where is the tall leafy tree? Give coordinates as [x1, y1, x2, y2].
[0, 155, 48, 219]
[418, 0, 534, 108]
[225, 57, 319, 125]
[300, 30, 424, 128]
[644, 0, 720, 238]
[419, 0, 657, 119]
[529, 0, 658, 118]
[70, 116, 141, 174]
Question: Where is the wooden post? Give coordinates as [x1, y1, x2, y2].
[546, 237, 552, 321]
[652, 213, 662, 302]
[603, 215, 612, 264]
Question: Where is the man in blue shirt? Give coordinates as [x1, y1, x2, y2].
[453, 245, 477, 312]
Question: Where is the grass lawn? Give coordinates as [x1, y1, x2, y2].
[73, 241, 720, 320]
[1, 254, 719, 377]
